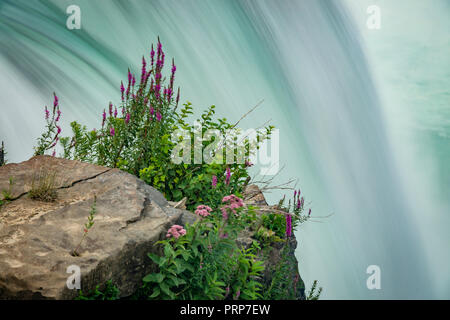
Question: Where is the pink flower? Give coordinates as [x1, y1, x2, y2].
[125, 113, 130, 124]
[141, 56, 147, 80]
[150, 44, 155, 66]
[52, 150, 56, 157]
[221, 207, 229, 220]
[114, 107, 118, 118]
[220, 233, 228, 239]
[55, 109, 61, 122]
[195, 205, 212, 217]
[45, 106, 50, 120]
[245, 160, 253, 167]
[234, 289, 240, 300]
[156, 111, 162, 122]
[120, 82, 125, 101]
[102, 110, 106, 127]
[166, 225, 186, 239]
[110, 127, 115, 136]
[225, 167, 231, 185]
[221, 195, 244, 219]
[286, 214, 292, 237]
[212, 175, 217, 188]
[53, 94, 59, 108]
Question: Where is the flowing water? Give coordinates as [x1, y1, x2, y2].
[0, 0, 448, 299]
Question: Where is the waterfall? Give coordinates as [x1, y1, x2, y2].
[0, 0, 446, 299]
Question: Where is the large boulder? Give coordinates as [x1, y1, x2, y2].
[0, 156, 193, 299]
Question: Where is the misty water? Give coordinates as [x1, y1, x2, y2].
[0, 0, 448, 299]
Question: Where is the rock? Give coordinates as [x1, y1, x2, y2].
[242, 184, 306, 300]
[243, 184, 268, 206]
[0, 156, 188, 299]
[0, 157, 306, 300]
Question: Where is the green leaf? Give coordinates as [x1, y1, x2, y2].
[159, 282, 173, 297]
[149, 286, 160, 298]
[147, 253, 161, 265]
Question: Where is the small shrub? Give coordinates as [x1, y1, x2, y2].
[76, 280, 119, 300]
[1, 177, 14, 201]
[306, 280, 323, 300]
[72, 195, 97, 256]
[140, 197, 264, 300]
[28, 170, 57, 202]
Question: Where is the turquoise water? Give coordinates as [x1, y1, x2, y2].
[0, 0, 448, 299]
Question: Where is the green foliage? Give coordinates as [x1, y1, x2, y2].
[306, 280, 323, 300]
[32, 39, 320, 301]
[76, 280, 120, 300]
[34, 94, 61, 156]
[262, 244, 299, 300]
[139, 103, 273, 210]
[261, 213, 286, 239]
[28, 170, 57, 202]
[34, 40, 273, 212]
[72, 195, 97, 256]
[140, 204, 264, 300]
[1, 177, 14, 201]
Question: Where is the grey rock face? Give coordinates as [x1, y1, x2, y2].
[0, 156, 187, 299]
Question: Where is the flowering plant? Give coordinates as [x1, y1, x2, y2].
[141, 198, 264, 300]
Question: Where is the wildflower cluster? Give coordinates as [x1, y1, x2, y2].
[221, 194, 244, 220]
[166, 224, 186, 239]
[142, 195, 265, 300]
[35, 39, 273, 212]
[34, 93, 62, 157]
[195, 205, 212, 217]
[32, 39, 315, 300]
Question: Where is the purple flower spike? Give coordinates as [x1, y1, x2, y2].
[53, 94, 59, 108]
[156, 111, 162, 122]
[114, 107, 118, 118]
[120, 82, 125, 101]
[225, 167, 231, 186]
[150, 45, 155, 65]
[102, 109, 106, 127]
[212, 175, 217, 188]
[125, 113, 130, 124]
[286, 214, 292, 237]
[141, 56, 146, 80]
[55, 109, 61, 122]
[110, 127, 115, 136]
[45, 106, 50, 120]
[172, 63, 176, 75]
